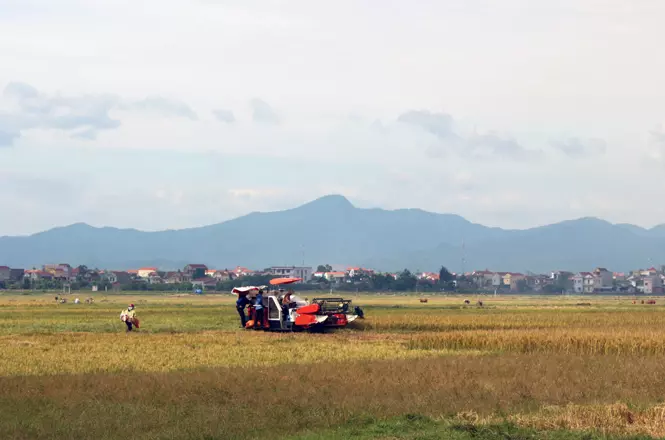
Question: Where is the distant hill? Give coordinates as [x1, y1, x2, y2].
[1, 195, 665, 273]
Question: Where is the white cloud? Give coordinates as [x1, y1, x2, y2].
[126, 97, 198, 120]
[0, 82, 121, 143]
[552, 137, 607, 156]
[0, 82, 201, 145]
[250, 98, 279, 124]
[212, 109, 235, 123]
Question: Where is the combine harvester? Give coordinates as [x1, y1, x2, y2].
[232, 277, 363, 331]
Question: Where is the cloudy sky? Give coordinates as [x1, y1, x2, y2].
[1, 0, 665, 235]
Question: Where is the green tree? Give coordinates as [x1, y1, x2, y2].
[438, 266, 454, 283]
[369, 273, 393, 290]
[395, 269, 417, 291]
[316, 264, 333, 273]
[76, 265, 88, 281]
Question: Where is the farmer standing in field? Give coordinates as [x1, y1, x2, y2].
[120, 304, 138, 332]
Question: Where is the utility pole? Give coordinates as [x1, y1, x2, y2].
[461, 239, 466, 275]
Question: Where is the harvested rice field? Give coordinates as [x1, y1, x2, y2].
[2, 292, 665, 439]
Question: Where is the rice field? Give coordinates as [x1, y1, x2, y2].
[2, 292, 665, 439]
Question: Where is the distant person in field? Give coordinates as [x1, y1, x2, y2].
[236, 293, 250, 328]
[120, 304, 138, 332]
[254, 290, 264, 329]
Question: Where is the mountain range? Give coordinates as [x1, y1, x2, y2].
[1, 195, 665, 273]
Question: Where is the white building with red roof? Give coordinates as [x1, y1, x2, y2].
[137, 267, 158, 278]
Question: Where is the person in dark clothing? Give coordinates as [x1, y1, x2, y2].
[254, 290, 264, 329]
[354, 306, 364, 319]
[236, 294, 250, 328]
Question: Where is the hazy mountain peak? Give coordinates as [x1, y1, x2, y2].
[38, 222, 95, 234]
[296, 195, 355, 210]
[554, 217, 611, 228]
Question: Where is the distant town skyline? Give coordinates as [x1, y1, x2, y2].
[2, 1, 665, 235]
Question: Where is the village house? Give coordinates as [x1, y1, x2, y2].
[524, 275, 538, 291]
[163, 272, 178, 284]
[148, 272, 163, 284]
[643, 275, 663, 294]
[184, 264, 208, 279]
[70, 267, 80, 281]
[551, 271, 572, 284]
[164, 271, 187, 284]
[613, 272, 627, 282]
[324, 271, 346, 283]
[502, 273, 524, 287]
[572, 272, 595, 293]
[471, 270, 495, 289]
[43, 264, 72, 279]
[206, 269, 232, 281]
[347, 267, 375, 278]
[615, 280, 637, 293]
[593, 268, 613, 291]
[105, 271, 132, 285]
[24, 270, 53, 281]
[640, 267, 659, 277]
[101, 271, 116, 283]
[137, 267, 158, 278]
[532, 275, 554, 291]
[44, 266, 71, 281]
[551, 271, 572, 281]
[506, 274, 526, 292]
[233, 266, 254, 277]
[9, 268, 24, 282]
[418, 272, 440, 282]
[192, 278, 217, 290]
[0, 266, 10, 282]
[269, 266, 312, 281]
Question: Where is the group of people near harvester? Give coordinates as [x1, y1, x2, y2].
[235, 288, 299, 329]
[235, 289, 261, 329]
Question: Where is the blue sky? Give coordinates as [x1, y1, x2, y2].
[1, 0, 665, 235]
